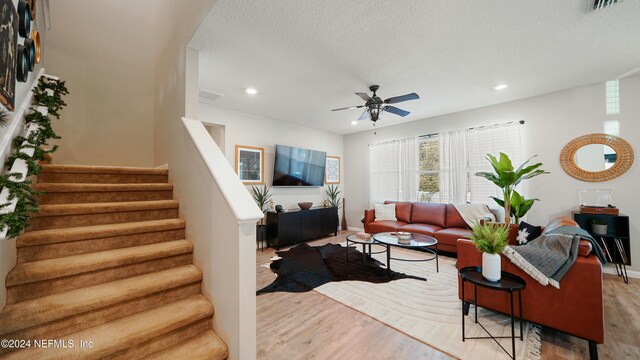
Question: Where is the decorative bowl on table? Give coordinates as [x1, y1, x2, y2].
[298, 202, 313, 210]
[396, 231, 412, 244]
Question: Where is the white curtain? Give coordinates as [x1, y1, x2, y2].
[439, 129, 468, 203]
[398, 137, 418, 202]
[369, 140, 400, 205]
[467, 124, 523, 204]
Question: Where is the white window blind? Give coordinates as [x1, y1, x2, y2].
[467, 123, 522, 204]
[369, 140, 400, 205]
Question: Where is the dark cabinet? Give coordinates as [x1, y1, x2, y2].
[266, 207, 338, 249]
[573, 212, 630, 283]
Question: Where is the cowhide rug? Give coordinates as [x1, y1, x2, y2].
[257, 243, 425, 295]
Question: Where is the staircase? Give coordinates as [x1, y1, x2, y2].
[0, 164, 228, 359]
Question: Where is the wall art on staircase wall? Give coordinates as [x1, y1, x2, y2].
[235, 145, 264, 185]
[0, 0, 18, 110]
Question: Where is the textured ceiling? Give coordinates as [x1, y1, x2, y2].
[190, 0, 640, 134]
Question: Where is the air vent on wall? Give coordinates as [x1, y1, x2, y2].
[591, 0, 623, 11]
[199, 89, 224, 103]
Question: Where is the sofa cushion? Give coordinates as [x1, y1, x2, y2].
[543, 216, 579, 234]
[385, 201, 412, 223]
[399, 223, 443, 237]
[445, 204, 468, 229]
[367, 220, 407, 233]
[517, 221, 543, 244]
[434, 227, 472, 247]
[411, 202, 446, 228]
[374, 203, 397, 221]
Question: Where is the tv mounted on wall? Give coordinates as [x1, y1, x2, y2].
[273, 144, 327, 187]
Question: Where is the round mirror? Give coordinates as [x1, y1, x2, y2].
[560, 134, 634, 182]
[574, 144, 616, 172]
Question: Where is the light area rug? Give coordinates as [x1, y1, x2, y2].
[314, 244, 542, 360]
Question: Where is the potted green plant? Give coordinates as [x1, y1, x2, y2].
[324, 184, 341, 208]
[469, 222, 509, 281]
[492, 190, 540, 225]
[475, 153, 548, 226]
[251, 185, 272, 244]
[591, 218, 608, 235]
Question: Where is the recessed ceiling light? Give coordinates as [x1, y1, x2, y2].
[351, 120, 358, 125]
[245, 88, 258, 95]
[494, 84, 508, 90]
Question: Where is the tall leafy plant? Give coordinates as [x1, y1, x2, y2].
[251, 185, 272, 225]
[324, 184, 341, 208]
[475, 153, 548, 226]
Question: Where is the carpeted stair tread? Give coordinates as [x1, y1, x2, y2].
[6, 240, 193, 286]
[146, 330, 228, 360]
[33, 183, 173, 192]
[39, 164, 169, 175]
[1, 295, 214, 360]
[0, 265, 202, 335]
[17, 219, 186, 247]
[32, 200, 179, 217]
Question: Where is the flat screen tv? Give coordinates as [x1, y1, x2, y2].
[273, 145, 327, 187]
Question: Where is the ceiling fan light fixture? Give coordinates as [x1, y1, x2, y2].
[369, 105, 383, 122]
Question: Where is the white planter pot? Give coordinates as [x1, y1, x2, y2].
[482, 252, 501, 282]
[592, 224, 607, 235]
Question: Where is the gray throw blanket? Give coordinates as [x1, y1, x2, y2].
[502, 226, 606, 289]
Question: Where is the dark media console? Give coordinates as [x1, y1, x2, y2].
[266, 207, 339, 249]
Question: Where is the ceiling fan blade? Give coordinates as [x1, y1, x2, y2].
[357, 109, 370, 121]
[331, 105, 364, 111]
[383, 106, 410, 117]
[384, 92, 419, 104]
[355, 92, 371, 101]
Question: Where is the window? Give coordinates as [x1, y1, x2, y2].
[605, 80, 620, 115]
[369, 122, 522, 206]
[418, 137, 440, 202]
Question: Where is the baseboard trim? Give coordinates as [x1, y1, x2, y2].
[347, 226, 364, 232]
[603, 264, 640, 279]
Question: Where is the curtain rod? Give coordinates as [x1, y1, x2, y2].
[418, 119, 525, 139]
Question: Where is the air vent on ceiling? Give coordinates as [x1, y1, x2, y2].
[591, 0, 623, 11]
[199, 89, 224, 102]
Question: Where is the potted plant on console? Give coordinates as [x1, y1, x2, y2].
[251, 185, 272, 246]
[591, 218, 608, 235]
[325, 184, 342, 231]
[469, 222, 509, 281]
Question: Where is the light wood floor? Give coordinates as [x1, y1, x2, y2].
[256, 231, 640, 359]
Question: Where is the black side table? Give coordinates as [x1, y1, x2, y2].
[459, 266, 526, 359]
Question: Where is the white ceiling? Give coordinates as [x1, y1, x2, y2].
[190, 0, 640, 135]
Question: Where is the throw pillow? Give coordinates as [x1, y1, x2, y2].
[517, 221, 542, 244]
[374, 203, 397, 221]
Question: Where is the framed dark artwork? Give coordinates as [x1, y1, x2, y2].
[235, 145, 264, 185]
[0, 0, 18, 110]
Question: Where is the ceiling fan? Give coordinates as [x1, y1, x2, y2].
[331, 85, 419, 123]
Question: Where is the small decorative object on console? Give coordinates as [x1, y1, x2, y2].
[275, 205, 284, 212]
[591, 219, 608, 235]
[298, 202, 313, 210]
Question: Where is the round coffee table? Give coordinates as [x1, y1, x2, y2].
[345, 234, 386, 268]
[372, 232, 438, 277]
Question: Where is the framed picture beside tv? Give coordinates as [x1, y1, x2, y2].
[235, 145, 264, 185]
[273, 144, 326, 187]
[325, 156, 340, 184]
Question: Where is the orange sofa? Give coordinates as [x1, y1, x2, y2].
[363, 201, 471, 253]
[457, 227, 604, 360]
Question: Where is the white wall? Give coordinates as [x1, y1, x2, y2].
[42, 0, 157, 167]
[198, 103, 345, 216]
[344, 76, 640, 271]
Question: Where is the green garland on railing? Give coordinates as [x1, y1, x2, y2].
[0, 76, 68, 237]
